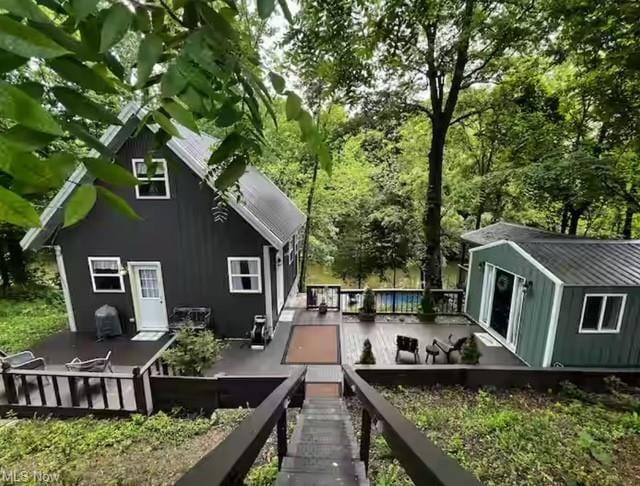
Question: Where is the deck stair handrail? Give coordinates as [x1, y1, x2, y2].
[176, 366, 306, 486]
[343, 365, 480, 486]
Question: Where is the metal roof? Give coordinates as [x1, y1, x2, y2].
[461, 222, 574, 246]
[21, 103, 305, 251]
[516, 240, 640, 286]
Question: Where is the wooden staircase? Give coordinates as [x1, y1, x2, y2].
[275, 396, 369, 485]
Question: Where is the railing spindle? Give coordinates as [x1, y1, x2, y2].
[69, 376, 79, 406]
[360, 407, 372, 473]
[116, 378, 124, 409]
[100, 378, 109, 408]
[84, 377, 93, 408]
[52, 377, 62, 406]
[277, 408, 288, 469]
[20, 375, 30, 405]
[36, 375, 46, 405]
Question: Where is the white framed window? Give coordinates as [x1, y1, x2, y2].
[579, 294, 626, 333]
[287, 237, 294, 265]
[132, 158, 170, 199]
[228, 257, 262, 293]
[88, 257, 125, 293]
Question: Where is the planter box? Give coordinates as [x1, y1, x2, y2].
[359, 312, 376, 322]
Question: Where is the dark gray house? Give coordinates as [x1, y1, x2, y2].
[21, 103, 306, 338]
[466, 239, 640, 368]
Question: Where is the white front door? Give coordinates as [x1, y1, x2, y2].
[129, 262, 168, 331]
[276, 249, 285, 312]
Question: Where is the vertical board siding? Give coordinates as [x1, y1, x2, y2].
[553, 286, 640, 367]
[466, 244, 556, 366]
[58, 128, 269, 338]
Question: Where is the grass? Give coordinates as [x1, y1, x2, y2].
[0, 288, 66, 353]
[0, 409, 248, 485]
[351, 386, 640, 486]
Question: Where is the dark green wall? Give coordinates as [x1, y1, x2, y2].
[466, 243, 557, 366]
[553, 286, 640, 367]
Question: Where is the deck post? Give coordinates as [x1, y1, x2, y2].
[132, 367, 151, 414]
[276, 407, 288, 469]
[360, 407, 372, 473]
[1, 363, 18, 404]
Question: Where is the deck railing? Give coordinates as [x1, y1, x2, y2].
[343, 365, 480, 485]
[0, 363, 150, 417]
[176, 366, 306, 485]
[306, 285, 464, 315]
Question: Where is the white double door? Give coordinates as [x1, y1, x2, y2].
[128, 262, 168, 331]
[479, 264, 525, 351]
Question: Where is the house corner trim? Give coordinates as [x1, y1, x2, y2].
[54, 245, 76, 332]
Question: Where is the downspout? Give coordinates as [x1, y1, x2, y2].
[44, 245, 77, 332]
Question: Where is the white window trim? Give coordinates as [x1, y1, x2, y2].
[578, 293, 626, 334]
[132, 158, 170, 200]
[88, 257, 125, 293]
[227, 257, 262, 294]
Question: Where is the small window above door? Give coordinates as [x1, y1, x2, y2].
[132, 158, 170, 199]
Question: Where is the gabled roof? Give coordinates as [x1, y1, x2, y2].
[21, 103, 306, 251]
[461, 221, 575, 246]
[516, 240, 640, 286]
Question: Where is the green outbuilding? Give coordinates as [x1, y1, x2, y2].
[465, 239, 640, 367]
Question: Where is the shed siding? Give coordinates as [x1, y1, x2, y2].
[467, 243, 556, 366]
[552, 286, 640, 367]
[56, 128, 269, 338]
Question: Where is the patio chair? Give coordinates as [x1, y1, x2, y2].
[395, 335, 420, 364]
[0, 350, 46, 370]
[65, 351, 113, 372]
[433, 334, 468, 364]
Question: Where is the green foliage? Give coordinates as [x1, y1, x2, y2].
[0, 410, 248, 484]
[163, 329, 226, 377]
[358, 338, 376, 364]
[367, 386, 640, 485]
[460, 335, 482, 365]
[246, 459, 279, 486]
[0, 291, 65, 353]
[63, 184, 96, 227]
[361, 287, 376, 314]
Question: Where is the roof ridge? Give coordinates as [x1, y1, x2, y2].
[520, 239, 640, 245]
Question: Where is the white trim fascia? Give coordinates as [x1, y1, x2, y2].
[508, 241, 564, 285]
[263, 246, 273, 331]
[227, 256, 263, 294]
[468, 239, 511, 253]
[165, 137, 285, 249]
[88, 256, 126, 293]
[542, 282, 564, 367]
[54, 245, 76, 332]
[21, 102, 141, 251]
[464, 250, 473, 313]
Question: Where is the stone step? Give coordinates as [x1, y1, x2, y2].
[281, 457, 358, 475]
[275, 471, 360, 486]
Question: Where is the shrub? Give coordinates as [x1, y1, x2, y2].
[358, 338, 376, 364]
[163, 329, 225, 376]
[417, 288, 435, 321]
[461, 334, 481, 364]
[361, 287, 376, 314]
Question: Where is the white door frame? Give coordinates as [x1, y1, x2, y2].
[276, 248, 285, 312]
[478, 263, 525, 352]
[128, 261, 169, 331]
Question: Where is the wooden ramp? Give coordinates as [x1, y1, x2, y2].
[275, 396, 368, 485]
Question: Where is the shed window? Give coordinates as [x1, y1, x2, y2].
[579, 294, 626, 333]
[132, 158, 170, 199]
[88, 257, 125, 293]
[228, 257, 261, 293]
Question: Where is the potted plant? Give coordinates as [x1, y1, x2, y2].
[359, 287, 376, 322]
[357, 338, 376, 364]
[417, 287, 436, 322]
[163, 329, 226, 376]
[461, 334, 482, 364]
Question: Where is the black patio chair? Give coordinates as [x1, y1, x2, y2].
[433, 334, 468, 364]
[395, 335, 420, 363]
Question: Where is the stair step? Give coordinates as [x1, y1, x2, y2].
[302, 407, 347, 414]
[275, 471, 360, 486]
[282, 457, 357, 475]
[302, 414, 350, 421]
[289, 442, 356, 459]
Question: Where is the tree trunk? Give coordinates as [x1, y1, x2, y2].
[474, 203, 484, 230]
[423, 123, 445, 289]
[0, 237, 9, 296]
[560, 205, 570, 234]
[623, 204, 635, 240]
[298, 156, 319, 293]
[568, 207, 584, 235]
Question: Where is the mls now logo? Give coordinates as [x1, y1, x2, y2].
[1, 470, 60, 483]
